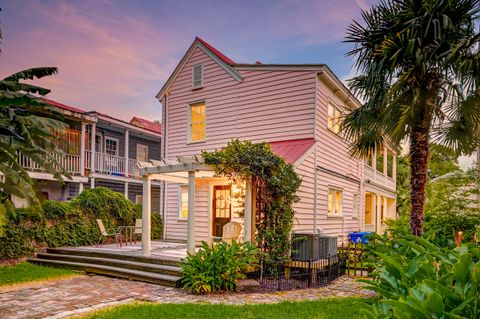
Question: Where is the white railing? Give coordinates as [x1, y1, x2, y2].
[18, 151, 81, 174]
[127, 158, 140, 177]
[364, 164, 396, 191]
[94, 152, 126, 176]
[84, 150, 91, 169]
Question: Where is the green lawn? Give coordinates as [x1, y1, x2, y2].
[0, 262, 76, 286]
[82, 298, 370, 319]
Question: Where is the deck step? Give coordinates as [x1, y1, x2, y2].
[36, 253, 182, 276]
[29, 258, 180, 287]
[46, 247, 182, 267]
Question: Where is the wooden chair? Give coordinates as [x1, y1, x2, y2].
[222, 221, 243, 243]
[96, 219, 123, 247]
[133, 218, 142, 243]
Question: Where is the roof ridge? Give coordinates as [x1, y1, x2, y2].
[195, 36, 235, 65]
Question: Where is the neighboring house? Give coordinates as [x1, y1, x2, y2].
[154, 37, 397, 246]
[14, 99, 163, 213]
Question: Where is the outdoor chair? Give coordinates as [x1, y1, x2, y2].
[96, 219, 123, 247]
[133, 218, 142, 243]
[222, 221, 243, 243]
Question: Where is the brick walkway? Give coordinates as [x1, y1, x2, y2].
[0, 275, 375, 319]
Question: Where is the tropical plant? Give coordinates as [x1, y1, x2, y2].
[180, 241, 260, 294]
[361, 235, 480, 318]
[0, 67, 69, 235]
[343, 0, 480, 236]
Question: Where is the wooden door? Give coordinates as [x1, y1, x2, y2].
[212, 185, 232, 237]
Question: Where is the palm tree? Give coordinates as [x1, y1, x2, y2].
[0, 67, 69, 234]
[343, 0, 480, 236]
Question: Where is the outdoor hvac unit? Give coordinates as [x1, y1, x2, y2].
[291, 233, 338, 260]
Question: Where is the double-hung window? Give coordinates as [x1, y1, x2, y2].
[104, 137, 119, 156]
[179, 185, 189, 219]
[189, 102, 206, 142]
[327, 102, 342, 133]
[192, 64, 203, 89]
[328, 188, 343, 216]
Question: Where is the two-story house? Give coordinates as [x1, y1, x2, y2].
[14, 98, 163, 213]
[152, 37, 397, 247]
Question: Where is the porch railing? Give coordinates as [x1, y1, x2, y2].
[17, 151, 81, 174]
[84, 150, 141, 178]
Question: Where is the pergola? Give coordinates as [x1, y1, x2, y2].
[138, 156, 254, 255]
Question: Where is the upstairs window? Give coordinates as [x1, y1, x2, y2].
[104, 137, 119, 156]
[328, 188, 343, 216]
[192, 64, 203, 89]
[136, 144, 148, 162]
[327, 102, 342, 134]
[189, 102, 206, 142]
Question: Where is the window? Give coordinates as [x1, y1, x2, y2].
[328, 188, 343, 216]
[353, 194, 358, 218]
[135, 195, 143, 205]
[104, 137, 119, 156]
[192, 64, 203, 89]
[179, 186, 189, 219]
[136, 144, 148, 162]
[189, 102, 206, 142]
[327, 102, 342, 133]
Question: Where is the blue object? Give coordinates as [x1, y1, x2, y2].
[348, 231, 372, 244]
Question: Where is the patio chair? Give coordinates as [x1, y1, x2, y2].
[133, 218, 142, 243]
[222, 221, 243, 244]
[96, 219, 123, 247]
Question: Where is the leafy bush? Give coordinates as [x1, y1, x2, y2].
[361, 234, 480, 318]
[0, 187, 163, 261]
[180, 241, 260, 294]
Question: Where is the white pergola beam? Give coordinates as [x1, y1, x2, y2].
[140, 163, 212, 176]
[149, 173, 189, 183]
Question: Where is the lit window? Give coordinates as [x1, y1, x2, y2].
[328, 188, 343, 216]
[189, 102, 206, 142]
[192, 64, 203, 89]
[105, 137, 119, 156]
[327, 102, 342, 133]
[179, 186, 189, 219]
[136, 144, 148, 162]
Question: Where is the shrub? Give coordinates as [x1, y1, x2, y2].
[0, 187, 163, 261]
[180, 241, 260, 294]
[361, 234, 480, 318]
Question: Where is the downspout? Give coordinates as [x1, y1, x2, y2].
[313, 73, 319, 234]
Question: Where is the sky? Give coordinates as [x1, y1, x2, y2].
[0, 0, 376, 122]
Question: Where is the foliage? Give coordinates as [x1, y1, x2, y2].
[343, 0, 480, 236]
[80, 298, 370, 319]
[395, 154, 410, 216]
[0, 187, 163, 261]
[428, 144, 461, 179]
[0, 262, 76, 286]
[362, 234, 480, 318]
[0, 67, 70, 236]
[180, 241, 259, 294]
[203, 139, 301, 263]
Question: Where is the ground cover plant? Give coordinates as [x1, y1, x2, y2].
[81, 298, 369, 319]
[0, 262, 76, 286]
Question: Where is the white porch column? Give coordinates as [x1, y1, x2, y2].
[80, 123, 86, 175]
[393, 154, 397, 183]
[124, 129, 129, 176]
[383, 145, 388, 177]
[382, 196, 387, 222]
[90, 123, 96, 172]
[243, 179, 252, 242]
[373, 148, 377, 178]
[90, 177, 95, 189]
[124, 182, 129, 199]
[187, 171, 196, 254]
[78, 182, 84, 194]
[142, 176, 152, 255]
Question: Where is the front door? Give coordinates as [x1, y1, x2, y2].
[212, 185, 232, 238]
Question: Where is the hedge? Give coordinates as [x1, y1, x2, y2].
[0, 187, 163, 261]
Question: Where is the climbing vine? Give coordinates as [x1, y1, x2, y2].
[202, 139, 301, 263]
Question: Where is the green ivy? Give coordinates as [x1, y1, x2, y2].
[0, 187, 163, 261]
[203, 139, 301, 264]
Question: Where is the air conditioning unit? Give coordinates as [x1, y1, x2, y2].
[291, 233, 337, 260]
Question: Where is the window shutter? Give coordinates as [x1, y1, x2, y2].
[192, 64, 203, 88]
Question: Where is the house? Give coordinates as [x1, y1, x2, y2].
[14, 99, 163, 213]
[148, 37, 398, 251]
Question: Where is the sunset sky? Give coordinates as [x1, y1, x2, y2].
[1, 0, 375, 122]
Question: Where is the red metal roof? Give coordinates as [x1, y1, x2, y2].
[41, 98, 86, 114]
[269, 138, 315, 164]
[196, 36, 235, 65]
[129, 116, 162, 134]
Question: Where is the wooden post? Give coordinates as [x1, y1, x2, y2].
[90, 123, 96, 172]
[187, 171, 196, 254]
[244, 178, 252, 242]
[80, 123, 86, 175]
[124, 129, 129, 176]
[141, 176, 151, 255]
[124, 182, 129, 199]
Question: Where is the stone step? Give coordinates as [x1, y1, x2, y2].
[36, 253, 182, 277]
[46, 247, 181, 267]
[29, 258, 180, 287]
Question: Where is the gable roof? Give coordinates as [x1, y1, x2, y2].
[130, 116, 162, 134]
[41, 98, 86, 114]
[156, 37, 243, 99]
[269, 138, 316, 165]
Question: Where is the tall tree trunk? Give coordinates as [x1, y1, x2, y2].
[409, 123, 430, 236]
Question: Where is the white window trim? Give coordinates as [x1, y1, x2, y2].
[104, 136, 119, 156]
[95, 133, 103, 153]
[327, 187, 343, 217]
[178, 185, 189, 221]
[352, 193, 359, 219]
[327, 99, 342, 134]
[136, 143, 149, 162]
[192, 63, 203, 89]
[187, 100, 207, 144]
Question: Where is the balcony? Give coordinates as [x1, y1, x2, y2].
[18, 152, 81, 174]
[84, 151, 140, 178]
[364, 164, 396, 191]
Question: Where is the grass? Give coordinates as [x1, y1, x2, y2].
[0, 262, 77, 287]
[82, 298, 370, 319]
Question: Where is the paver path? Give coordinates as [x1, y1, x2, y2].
[0, 275, 375, 319]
